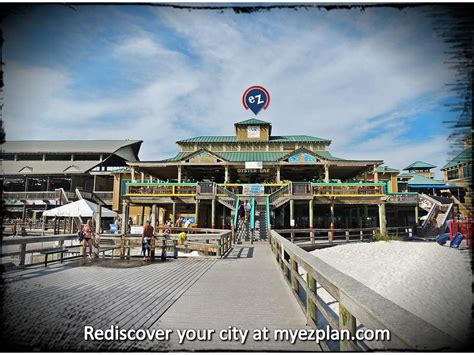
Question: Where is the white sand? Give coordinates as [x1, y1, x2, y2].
[311, 241, 472, 342]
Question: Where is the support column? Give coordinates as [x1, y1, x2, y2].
[95, 203, 102, 234]
[140, 172, 145, 183]
[276, 166, 281, 183]
[324, 165, 330, 183]
[131, 167, 136, 181]
[211, 198, 216, 229]
[151, 204, 157, 227]
[415, 205, 419, 225]
[172, 200, 176, 223]
[177, 165, 182, 183]
[141, 205, 146, 225]
[222, 206, 226, 228]
[121, 202, 129, 234]
[195, 200, 199, 227]
[378, 203, 387, 235]
[309, 200, 314, 245]
[330, 201, 335, 241]
[290, 199, 294, 228]
[224, 166, 229, 183]
[373, 165, 379, 183]
[22, 203, 27, 223]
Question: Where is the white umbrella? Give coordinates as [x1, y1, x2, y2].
[43, 199, 117, 218]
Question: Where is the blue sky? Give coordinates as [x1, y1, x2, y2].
[3, 5, 461, 177]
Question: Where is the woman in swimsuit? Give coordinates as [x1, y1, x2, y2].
[82, 219, 95, 258]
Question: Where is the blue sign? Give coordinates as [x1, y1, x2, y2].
[242, 86, 270, 115]
[288, 153, 317, 163]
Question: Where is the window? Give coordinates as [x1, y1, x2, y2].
[463, 165, 472, 177]
[447, 169, 459, 180]
[27, 177, 48, 191]
[3, 177, 26, 192]
[49, 177, 72, 191]
[45, 154, 72, 161]
[1, 154, 15, 160]
[94, 175, 114, 191]
[74, 154, 101, 161]
[17, 154, 43, 160]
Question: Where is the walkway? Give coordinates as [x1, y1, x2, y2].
[0, 243, 319, 351]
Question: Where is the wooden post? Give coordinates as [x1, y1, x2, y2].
[121, 202, 129, 234]
[173, 239, 178, 259]
[360, 229, 364, 241]
[131, 167, 136, 181]
[291, 259, 298, 292]
[172, 201, 176, 223]
[324, 164, 330, 183]
[161, 239, 167, 261]
[224, 166, 229, 183]
[22, 203, 27, 223]
[373, 165, 379, 183]
[95, 203, 102, 234]
[19, 244, 26, 267]
[307, 274, 317, 323]
[211, 198, 216, 229]
[177, 165, 182, 183]
[339, 304, 356, 351]
[309, 200, 314, 245]
[345, 230, 350, 242]
[276, 166, 281, 183]
[195, 200, 199, 227]
[290, 199, 294, 227]
[217, 237, 222, 257]
[378, 203, 387, 236]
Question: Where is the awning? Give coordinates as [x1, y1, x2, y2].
[408, 185, 462, 189]
[43, 199, 117, 218]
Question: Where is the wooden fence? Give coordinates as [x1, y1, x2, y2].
[269, 230, 457, 350]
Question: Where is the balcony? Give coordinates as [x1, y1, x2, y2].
[312, 183, 385, 196]
[126, 182, 198, 197]
[3, 191, 76, 202]
[385, 192, 418, 204]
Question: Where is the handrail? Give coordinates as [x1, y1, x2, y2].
[266, 197, 271, 229]
[233, 197, 240, 227]
[422, 204, 438, 229]
[250, 198, 255, 230]
[269, 231, 458, 350]
[126, 181, 198, 186]
[268, 184, 290, 205]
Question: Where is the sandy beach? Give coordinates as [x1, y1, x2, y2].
[311, 241, 472, 342]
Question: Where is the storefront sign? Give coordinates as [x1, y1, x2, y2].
[237, 168, 270, 174]
[288, 152, 317, 163]
[245, 161, 263, 169]
[242, 184, 265, 195]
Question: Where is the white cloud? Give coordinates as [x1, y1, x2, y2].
[3, 6, 457, 178]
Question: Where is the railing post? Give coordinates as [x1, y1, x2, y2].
[173, 239, 178, 259]
[360, 230, 363, 241]
[161, 239, 167, 260]
[306, 274, 317, 324]
[217, 237, 222, 257]
[291, 259, 298, 293]
[345, 230, 349, 242]
[19, 243, 26, 267]
[339, 304, 356, 351]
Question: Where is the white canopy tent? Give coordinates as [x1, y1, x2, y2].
[43, 199, 117, 218]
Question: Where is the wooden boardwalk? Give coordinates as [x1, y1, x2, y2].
[0, 243, 319, 351]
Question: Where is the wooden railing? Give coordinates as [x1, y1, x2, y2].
[385, 192, 418, 203]
[1, 228, 233, 268]
[269, 231, 457, 350]
[2, 190, 74, 201]
[126, 182, 198, 196]
[275, 227, 377, 245]
[312, 183, 385, 196]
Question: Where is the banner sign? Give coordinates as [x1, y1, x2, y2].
[245, 161, 263, 169]
[242, 184, 265, 195]
[288, 152, 317, 163]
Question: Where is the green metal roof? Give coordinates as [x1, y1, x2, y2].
[406, 174, 445, 186]
[376, 165, 400, 173]
[441, 147, 472, 170]
[162, 150, 342, 162]
[403, 161, 436, 170]
[177, 135, 331, 144]
[234, 118, 271, 125]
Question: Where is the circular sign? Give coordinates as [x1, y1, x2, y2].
[242, 86, 270, 115]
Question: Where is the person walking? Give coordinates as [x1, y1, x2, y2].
[244, 200, 251, 222]
[142, 220, 154, 261]
[82, 219, 95, 259]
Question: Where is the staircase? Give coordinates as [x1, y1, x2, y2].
[215, 184, 238, 210]
[254, 202, 269, 241]
[235, 215, 251, 242]
[268, 184, 291, 209]
[419, 193, 455, 237]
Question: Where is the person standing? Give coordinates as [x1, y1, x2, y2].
[244, 200, 251, 222]
[142, 220, 154, 261]
[184, 218, 192, 229]
[127, 217, 133, 234]
[82, 219, 95, 259]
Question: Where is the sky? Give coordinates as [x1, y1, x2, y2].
[2, 4, 463, 178]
